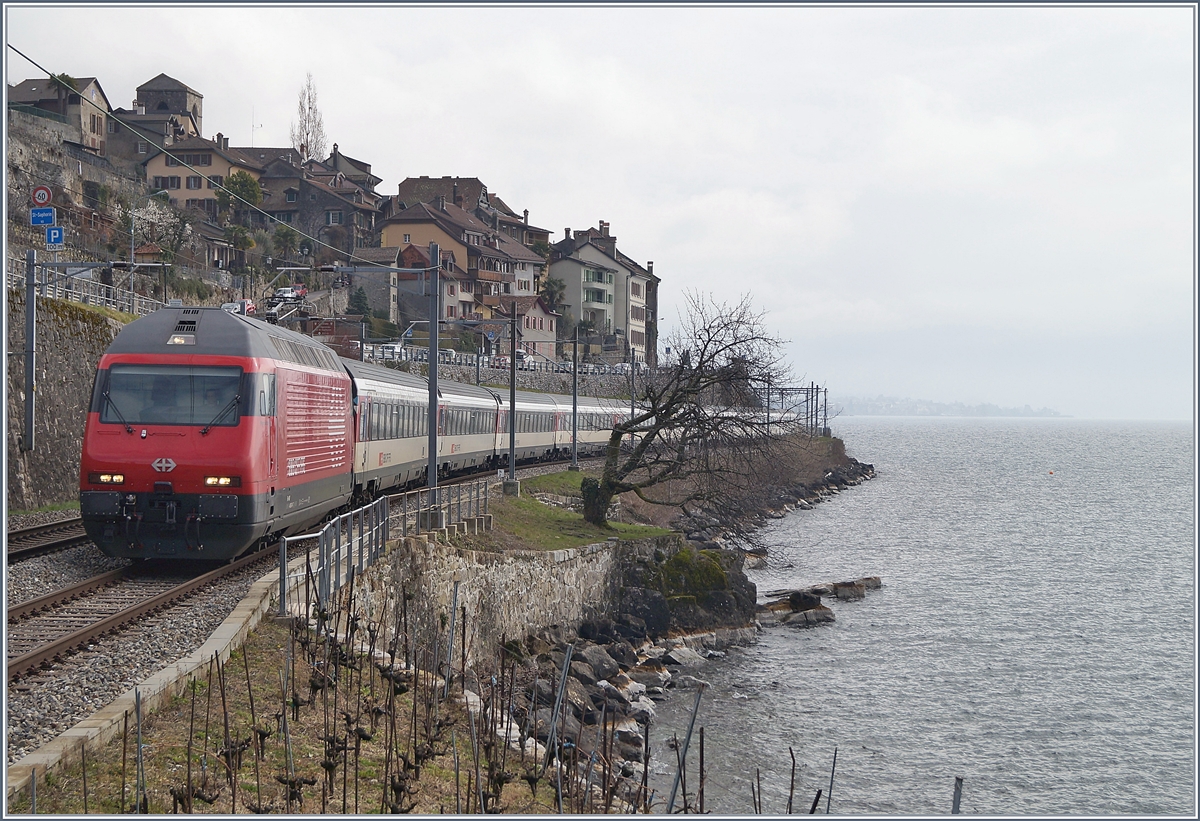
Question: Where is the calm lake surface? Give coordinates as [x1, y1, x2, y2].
[646, 417, 1195, 816]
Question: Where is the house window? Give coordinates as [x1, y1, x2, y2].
[632, 282, 643, 297]
[207, 175, 224, 189]
[286, 190, 297, 202]
[186, 176, 203, 189]
[108, 119, 118, 134]
[403, 234, 411, 243]
[137, 141, 148, 154]
[273, 212, 294, 224]
[326, 211, 343, 225]
[448, 284, 456, 296]
[447, 305, 456, 318]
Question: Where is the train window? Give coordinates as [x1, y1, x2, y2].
[104, 364, 242, 427]
[391, 404, 399, 439]
[258, 373, 276, 416]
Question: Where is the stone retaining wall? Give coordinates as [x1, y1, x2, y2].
[355, 535, 619, 671]
[6, 290, 122, 510]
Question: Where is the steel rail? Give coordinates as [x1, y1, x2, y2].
[6, 546, 272, 682]
[6, 517, 89, 562]
[7, 568, 130, 622]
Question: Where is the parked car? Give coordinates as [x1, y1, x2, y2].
[222, 299, 256, 316]
[612, 362, 632, 374]
[274, 287, 298, 302]
[291, 282, 308, 299]
[491, 355, 510, 369]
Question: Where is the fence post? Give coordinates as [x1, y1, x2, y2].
[278, 537, 288, 617]
[333, 516, 342, 592]
[358, 505, 365, 574]
[403, 491, 408, 538]
[318, 531, 328, 613]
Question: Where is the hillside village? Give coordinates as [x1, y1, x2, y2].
[7, 71, 660, 366]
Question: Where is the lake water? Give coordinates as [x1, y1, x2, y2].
[646, 417, 1195, 816]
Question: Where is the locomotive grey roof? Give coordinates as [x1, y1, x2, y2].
[104, 307, 341, 370]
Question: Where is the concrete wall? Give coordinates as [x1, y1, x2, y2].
[5, 289, 122, 510]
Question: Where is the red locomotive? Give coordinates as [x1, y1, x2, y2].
[79, 307, 354, 560]
[80, 306, 630, 562]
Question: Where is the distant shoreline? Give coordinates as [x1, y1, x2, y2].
[830, 396, 1067, 418]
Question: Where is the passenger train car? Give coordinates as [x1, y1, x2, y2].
[79, 306, 628, 561]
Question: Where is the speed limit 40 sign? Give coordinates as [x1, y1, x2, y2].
[31, 186, 53, 206]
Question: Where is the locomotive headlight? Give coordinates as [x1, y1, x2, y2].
[204, 476, 241, 487]
[89, 473, 125, 484]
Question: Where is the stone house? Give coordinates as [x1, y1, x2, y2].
[134, 73, 203, 135]
[105, 74, 203, 173]
[255, 155, 381, 260]
[8, 76, 112, 156]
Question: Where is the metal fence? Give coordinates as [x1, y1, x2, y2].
[392, 479, 489, 539]
[276, 478, 490, 618]
[6, 255, 163, 316]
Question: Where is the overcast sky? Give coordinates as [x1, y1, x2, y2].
[5, 4, 1195, 419]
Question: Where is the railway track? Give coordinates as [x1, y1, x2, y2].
[6, 547, 273, 683]
[6, 517, 89, 562]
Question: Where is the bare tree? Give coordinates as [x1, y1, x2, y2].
[580, 291, 799, 527]
[289, 72, 327, 162]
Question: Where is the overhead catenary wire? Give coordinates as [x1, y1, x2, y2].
[7, 43, 406, 278]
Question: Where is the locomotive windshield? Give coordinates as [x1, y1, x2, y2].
[102, 365, 243, 427]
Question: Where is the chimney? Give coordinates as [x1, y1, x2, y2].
[647, 261, 654, 276]
[453, 182, 462, 208]
[215, 131, 223, 148]
[223, 135, 229, 151]
[523, 209, 529, 224]
[564, 227, 571, 240]
[438, 195, 447, 211]
[332, 143, 339, 166]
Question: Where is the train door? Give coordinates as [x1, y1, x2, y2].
[260, 373, 277, 480]
[359, 397, 370, 471]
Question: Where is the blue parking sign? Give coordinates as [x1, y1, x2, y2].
[45, 225, 65, 249]
[31, 207, 55, 226]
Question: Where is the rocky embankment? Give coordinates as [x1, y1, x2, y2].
[679, 457, 876, 556]
[502, 616, 753, 802]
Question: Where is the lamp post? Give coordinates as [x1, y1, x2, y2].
[129, 190, 168, 310]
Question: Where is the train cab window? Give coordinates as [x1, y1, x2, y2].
[258, 374, 276, 416]
[359, 401, 370, 440]
[102, 364, 242, 427]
